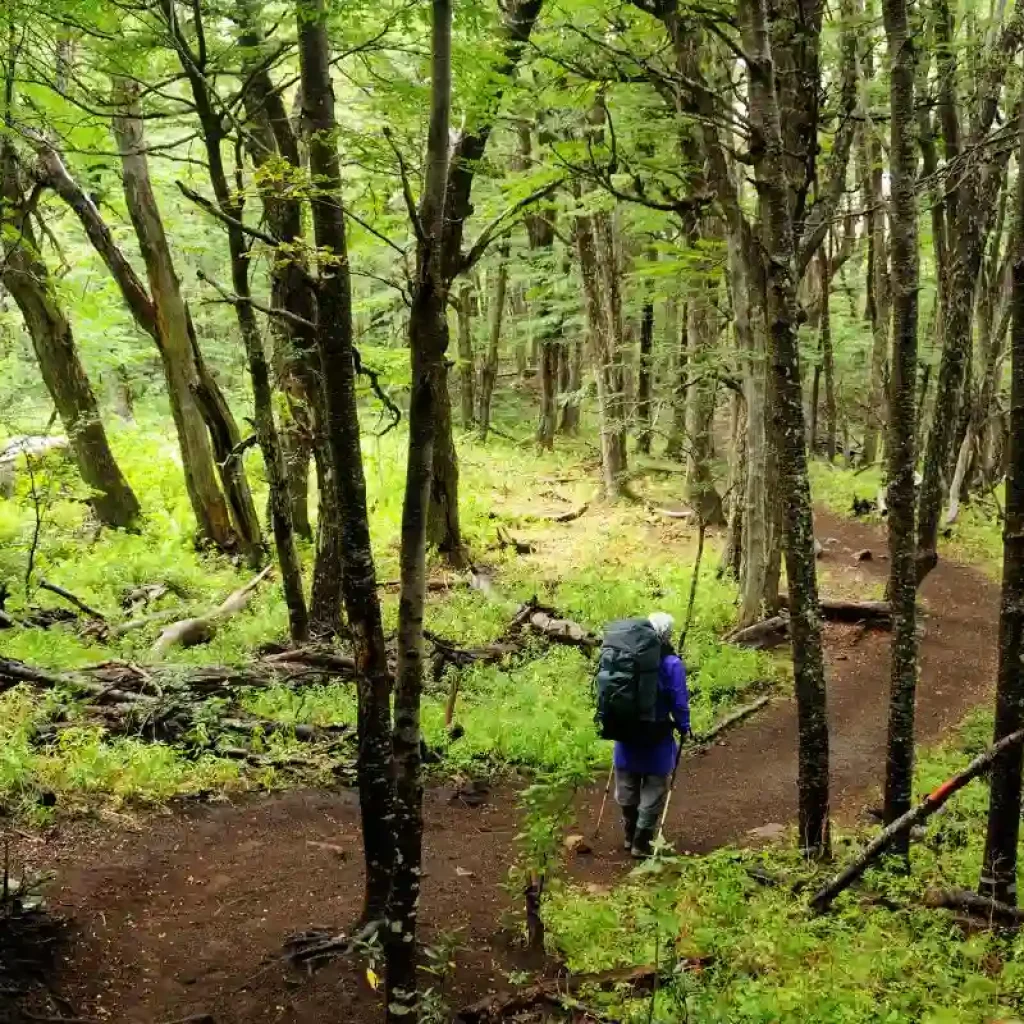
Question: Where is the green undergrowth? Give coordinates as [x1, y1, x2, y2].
[810, 461, 1004, 581]
[0, 403, 776, 816]
[544, 710, 1022, 1024]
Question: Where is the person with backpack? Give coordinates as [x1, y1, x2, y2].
[594, 611, 690, 858]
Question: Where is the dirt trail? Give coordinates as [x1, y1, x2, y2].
[14, 509, 1001, 1023]
[577, 508, 999, 874]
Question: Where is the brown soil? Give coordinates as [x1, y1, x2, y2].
[11, 509, 1000, 1023]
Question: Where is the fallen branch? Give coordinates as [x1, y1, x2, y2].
[811, 727, 1024, 912]
[376, 576, 467, 592]
[496, 524, 535, 554]
[697, 695, 772, 744]
[923, 888, 1024, 927]
[37, 579, 106, 621]
[106, 607, 186, 639]
[545, 502, 589, 523]
[153, 565, 274, 655]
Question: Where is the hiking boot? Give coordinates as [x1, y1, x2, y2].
[631, 828, 654, 860]
[622, 807, 639, 851]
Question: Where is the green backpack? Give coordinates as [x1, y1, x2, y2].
[594, 618, 667, 743]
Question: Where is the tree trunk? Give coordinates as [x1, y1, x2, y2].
[104, 85, 241, 554]
[188, 333, 264, 568]
[862, 118, 890, 465]
[575, 208, 626, 497]
[536, 341, 559, 449]
[457, 282, 476, 429]
[296, 0, 395, 922]
[558, 339, 582, 435]
[235, 0, 329, 551]
[0, 153, 140, 530]
[388, 3, 453, 1015]
[593, 207, 629, 488]
[636, 298, 654, 455]
[426, 379, 467, 566]
[980, 105, 1024, 906]
[881, 0, 921, 859]
[477, 248, 508, 441]
[664, 305, 689, 460]
[742, 0, 831, 857]
[686, 271, 726, 525]
[165, 0, 308, 643]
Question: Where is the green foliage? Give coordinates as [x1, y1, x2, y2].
[544, 711, 1024, 1024]
[0, 685, 243, 817]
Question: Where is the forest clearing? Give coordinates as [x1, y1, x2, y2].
[3, 0, 1024, 1021]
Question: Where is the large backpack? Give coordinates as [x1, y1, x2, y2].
[594, 618, 668, 743]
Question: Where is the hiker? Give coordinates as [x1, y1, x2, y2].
[595, 611, 690, 859]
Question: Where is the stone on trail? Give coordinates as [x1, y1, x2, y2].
[747, 822, 786, 842]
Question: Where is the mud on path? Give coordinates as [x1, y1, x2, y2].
[12, 509, 1000, 1023]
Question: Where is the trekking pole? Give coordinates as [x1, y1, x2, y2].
[593, 762, 615, 839]
[657, 733, 689, 840]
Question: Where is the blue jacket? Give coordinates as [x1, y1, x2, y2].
[613, 652, 689, 777]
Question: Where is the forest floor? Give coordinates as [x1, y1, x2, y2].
[8, 505, 1000, 1024]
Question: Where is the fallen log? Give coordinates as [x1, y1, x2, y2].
[523, 607, 599, 647]
[727, 615, 790, 650]
[37, 579, 106, 621]
[153, 564, 273, 655]
[778, 595, 892, 625]
[811, 727, 1024, 912]
[262, 646, 357, 675]
[923, 888, 1024, 927]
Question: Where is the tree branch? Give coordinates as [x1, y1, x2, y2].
[459, 178, 563, 272]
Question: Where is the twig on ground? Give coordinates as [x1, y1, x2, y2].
[37, 579, 106, 621]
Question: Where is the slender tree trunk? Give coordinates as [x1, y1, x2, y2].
[1, 154, 139, 530]
[188, 330, 264, 566]
[297, 0, 395, 921]
[665, 306, 689, 460]
[980, 107, 1024, 906]
[388, 2, 453, 1014]
[863, 124, 890, 465]
[558, 339, 582, 434]
[236, 0, 339, 562]
[881, 0, 920, 858]
[593, 208, 629, 483]
[477, 247, 508, 441]
[166, 1, 308, 643]
[575, 209, 626, 497]
[457, 282, 475, 429]
[637, 298, 654, 455]
[742, 0, 830, 857]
